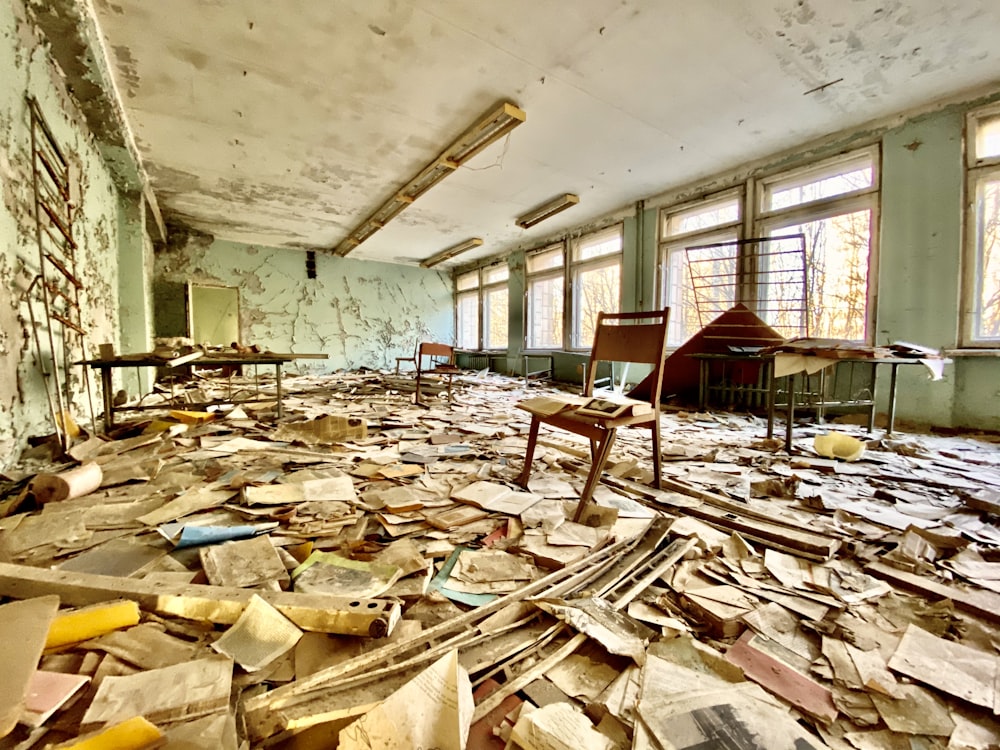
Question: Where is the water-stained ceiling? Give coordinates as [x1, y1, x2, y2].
[83, 0, 1000, 266]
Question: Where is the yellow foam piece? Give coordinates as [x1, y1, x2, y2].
[56, 715, 163, 750]
[46, 600, 140, 650]
[814, 432, 866, 462]
[142, 420, 176, 434]
[168, 409, 215, 424]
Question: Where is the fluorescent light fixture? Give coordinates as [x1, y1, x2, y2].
[516, 193, 580, 229]
[335, 101, 526, 257]
[420, 238, 483, 268]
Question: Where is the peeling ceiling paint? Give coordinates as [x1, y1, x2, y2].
[82, 0, 1000, 266]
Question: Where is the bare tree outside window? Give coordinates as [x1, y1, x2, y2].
[977, 177, 1000, 338]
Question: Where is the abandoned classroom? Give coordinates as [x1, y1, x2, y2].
[3, 1, 1000, 748]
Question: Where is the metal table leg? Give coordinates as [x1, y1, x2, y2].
[785, 372, 796, 452]
[885, 362, 901, 435]
[100, 366, 114, 431]
[275, 363, 283, 419]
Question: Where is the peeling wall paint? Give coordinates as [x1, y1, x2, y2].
[154, 230, 453, 372]
[1, 0, 130, 468]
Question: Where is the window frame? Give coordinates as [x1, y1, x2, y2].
[568, 224, 624, 351]
[657, 189, 744, 347]
[524, 242, 566, 352]
[481, 261, 509, 351]
[454, 270, 481, 351]
[754, 146, 881, 343]
[963, 102, 1000, 345]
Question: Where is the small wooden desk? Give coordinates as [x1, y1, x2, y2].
[81, 354, 298, 430]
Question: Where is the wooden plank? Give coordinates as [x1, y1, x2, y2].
[0, 596, 59, 738]
[726, 631, 838, 724]
[0, 562, 399, 637]
[866, 561, 1000, 624]
[606, 476, 839, 560]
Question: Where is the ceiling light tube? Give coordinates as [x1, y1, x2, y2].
[334, 101, 526, 257]
[420, 237, 484, 269]
[515, 193, 580, 229]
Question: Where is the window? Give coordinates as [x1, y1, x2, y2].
[757, 148, 879, 341]
[966, 106, 1000, 343]
[482, 264, 508, 350]
[455, 271, 479, 349]
[525, 244, 564, 349]
[570, 226, 622, 349]
[454, 264, 509, 350]
[658, 191, 742, 346]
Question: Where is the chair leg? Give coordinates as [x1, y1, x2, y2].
[651, 418, 663, 489]
[516, 416, 542, 488]
[573, 427, 617, 523]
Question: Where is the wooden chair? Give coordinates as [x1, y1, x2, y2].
[516, 308, 670, 521]
[394, 341, 419, 374]
[414, 342, 460, 406]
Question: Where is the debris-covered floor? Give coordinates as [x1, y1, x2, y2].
[2, 369, 1000, 749]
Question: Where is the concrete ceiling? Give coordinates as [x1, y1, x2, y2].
[87, 0, 1000, 267]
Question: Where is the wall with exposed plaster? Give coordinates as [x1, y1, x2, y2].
[153, 231, 453, 372]
[0, 0, 133, 467]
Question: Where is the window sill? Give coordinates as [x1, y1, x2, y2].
[943, 348, 1000, 358]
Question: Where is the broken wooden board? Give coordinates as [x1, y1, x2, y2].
[605, 476, 840, 560]
[866, 560, 1000, 624]
[725, 630, 839, 724]
[0, 596, 59, 738]
[0, 562, 400, 638]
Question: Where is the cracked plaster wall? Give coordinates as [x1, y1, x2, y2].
[1, 0, 129, 468]
[154, 232, 453, 372]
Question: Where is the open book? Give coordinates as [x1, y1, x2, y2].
[575, 395, 652, 419]
[517, 393, 651, 419]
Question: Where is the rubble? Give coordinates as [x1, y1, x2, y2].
[1, 368, 999, 748]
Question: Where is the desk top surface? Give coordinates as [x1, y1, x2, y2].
[81, 354, 297, 368]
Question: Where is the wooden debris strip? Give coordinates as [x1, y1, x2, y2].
[0, 369, 998, 747]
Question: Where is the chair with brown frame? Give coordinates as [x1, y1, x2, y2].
[413, 342, 460, 406]
[395, 340, 419, 374]
[516, 308, 670, 522]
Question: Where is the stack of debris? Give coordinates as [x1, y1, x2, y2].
[0, 370, 998, 749]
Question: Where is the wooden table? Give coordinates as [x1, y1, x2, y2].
[80, 353, 299, 430]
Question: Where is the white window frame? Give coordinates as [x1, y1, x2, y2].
[657, 189, 743, 347]
[455, 270, 480, 350]
[963, 102, 1000, 345]
[754, 146, 881, 343]
[569, 225, 623, 351]
[524, 242, 566, 351]
[481, 262, 509, 351]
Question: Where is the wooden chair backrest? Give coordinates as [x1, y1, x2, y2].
[583, 309, 670, 407]
[417, 342, 454, 371]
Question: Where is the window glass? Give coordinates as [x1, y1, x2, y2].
[527, 274, 564, 349]
[456, 271, 479, 292]
[664, 196, 740, 237]
[456, 291, 479, 349]
[976, 114, 1000, 161]
[764, 154, 874, 211]
[973, 171, 1000, 339]
[768, 209, 871, 340]
[573, 231, 622, 262]
[573, 261, 621, 348]
[482, 265, 509, 284]
[663, 232, 738, 346]
[527, 247, 563, 273]
[483, 287, 508, 349]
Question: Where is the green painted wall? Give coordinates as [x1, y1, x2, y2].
[154, 232, 454, 373]
[0, 0, 132, 466]
[877, 110, 964, 427]
[116, 195, 153, 396]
